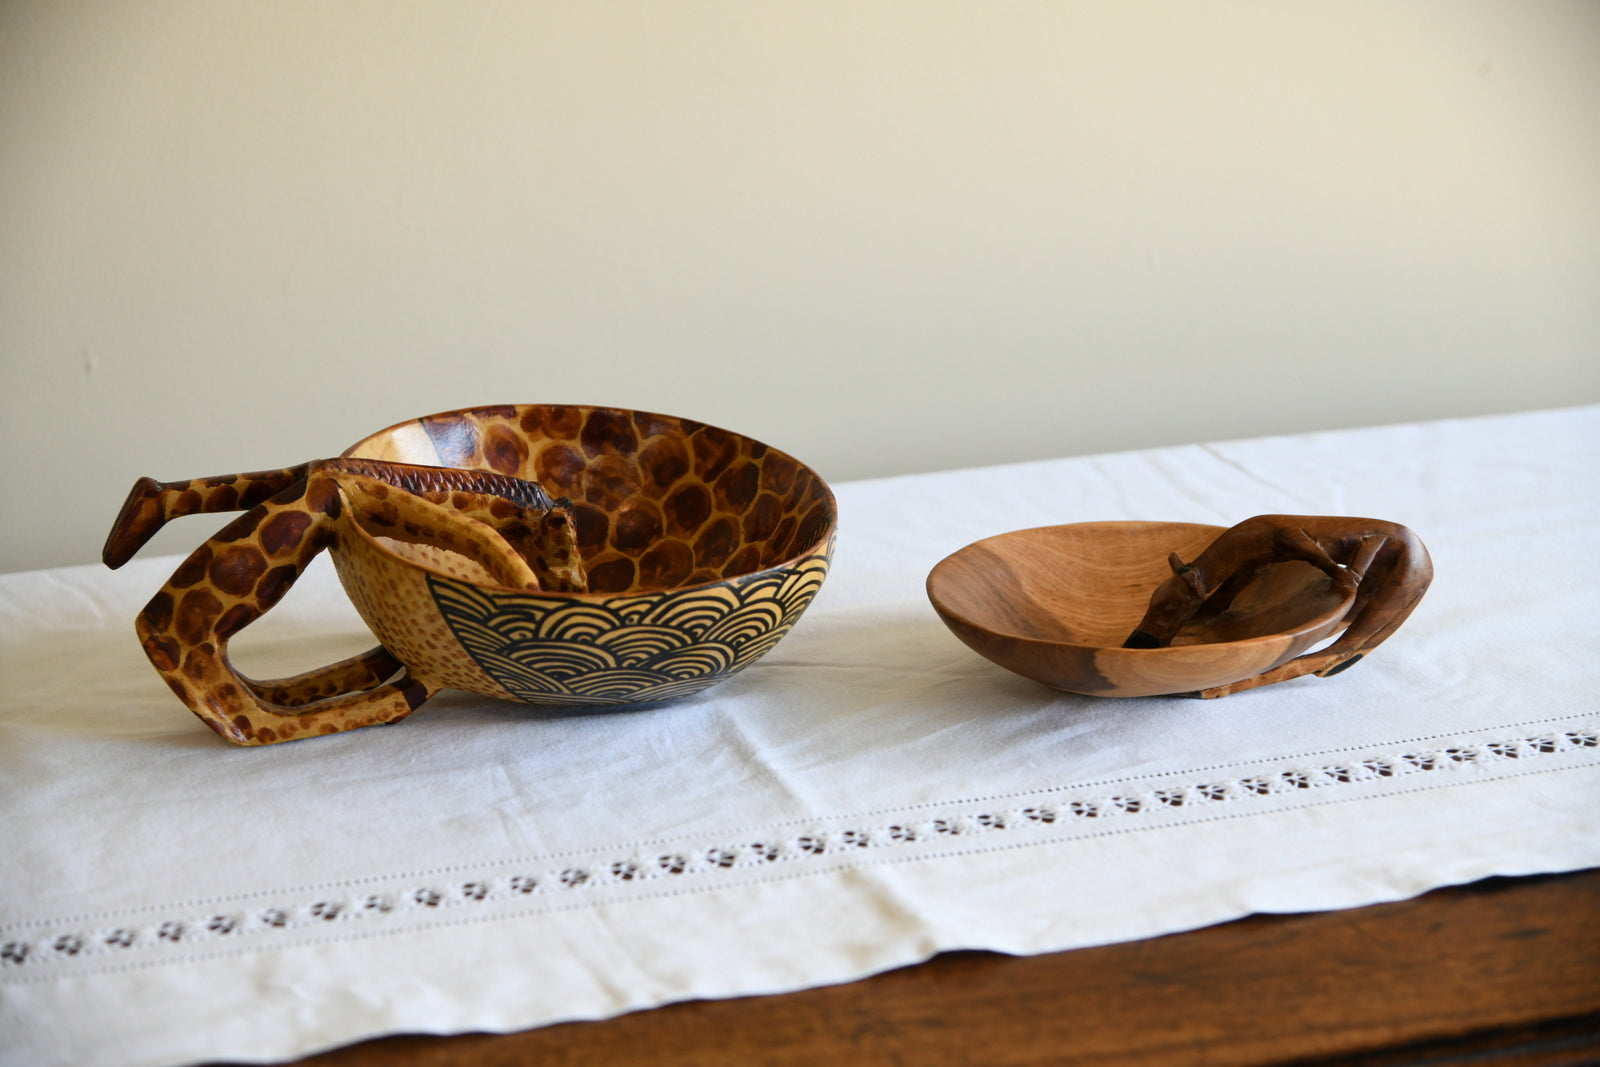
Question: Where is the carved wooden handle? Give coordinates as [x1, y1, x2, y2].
[110, 460, 574, 744]
[129, 474, 438, 744]
[1124, 515, 1433, 698]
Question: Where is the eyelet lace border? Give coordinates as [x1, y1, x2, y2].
[3, 724, 1595, 974]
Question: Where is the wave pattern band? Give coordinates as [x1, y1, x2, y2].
[427, 547, 832, 705]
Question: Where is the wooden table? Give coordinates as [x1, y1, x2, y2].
[260, 866, 1600, 1066]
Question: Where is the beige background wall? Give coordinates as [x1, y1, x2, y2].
[3, 1, 1597, 573]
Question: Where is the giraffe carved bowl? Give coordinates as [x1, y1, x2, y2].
[104, 405, 837, 745]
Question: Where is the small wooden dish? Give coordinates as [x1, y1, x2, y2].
[926, 522, 1357, 698]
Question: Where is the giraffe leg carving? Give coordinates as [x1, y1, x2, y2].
[112, 459, 595, 743]
[105, 459, 586, 589]
[130, 473, 438, 744]
[245, 645, 403, 708]
[102, 465, 311, 569]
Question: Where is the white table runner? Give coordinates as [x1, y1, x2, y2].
[3, 406, 1598, 1067]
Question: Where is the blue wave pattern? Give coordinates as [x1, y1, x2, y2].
[427, 551, 830, 705]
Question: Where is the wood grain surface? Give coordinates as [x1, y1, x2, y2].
[924, 521, 1356, 698]
[249, 867, 1600, 1067]
[925, 516, 1434, 701]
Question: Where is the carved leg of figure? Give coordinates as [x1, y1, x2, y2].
[133, 474, 437, 744]
[102, 465, 312, 569]
[1190, 649, 1355, 698]
[106, 465, 407, 712]
[106, 458, 588, 592]
[133, 466, 582, 742]
[245, 646, 405, 708]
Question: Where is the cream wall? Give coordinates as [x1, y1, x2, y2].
[3, 1, 1597, 573]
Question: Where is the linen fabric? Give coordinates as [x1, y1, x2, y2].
[2, 406, 1597, 1067]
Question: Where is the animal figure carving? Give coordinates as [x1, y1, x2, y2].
[1123, 515, 1432, 697]
[103, 457, 586, 590]
[103, 458, 586, 744]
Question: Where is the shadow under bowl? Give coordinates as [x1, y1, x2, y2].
[926, 521, 1355, 698]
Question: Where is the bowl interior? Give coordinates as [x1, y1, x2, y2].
[344, 405, 836, 595]
[929, 521, 1351, 649]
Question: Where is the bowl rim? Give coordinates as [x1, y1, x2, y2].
[338, 403, 838, 599]
[926, 519, 1357, 654]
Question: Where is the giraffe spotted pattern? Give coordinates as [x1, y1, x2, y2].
[107, 406, 836, 745]
[346, 405, 836, 595]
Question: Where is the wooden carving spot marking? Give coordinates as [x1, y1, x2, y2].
[143, 591, 175, 632]
[260, 511, 314, 556]
[175, 588, 223, 647]
[170, 545, 213, 590]
[580, 410, 639, 459]
[209, 545, 267, 596]
[484, 425, 531, 475]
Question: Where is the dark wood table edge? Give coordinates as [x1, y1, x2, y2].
[229, 867, 1600, 1067]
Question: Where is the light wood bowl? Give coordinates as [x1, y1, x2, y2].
[926, 522, 1357, 698]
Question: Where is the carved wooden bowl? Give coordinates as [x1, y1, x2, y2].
[926, 522, 1357, 698]
[339, 404, 837, 707]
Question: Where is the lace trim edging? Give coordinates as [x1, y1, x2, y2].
[3, 726, 1594, 974]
